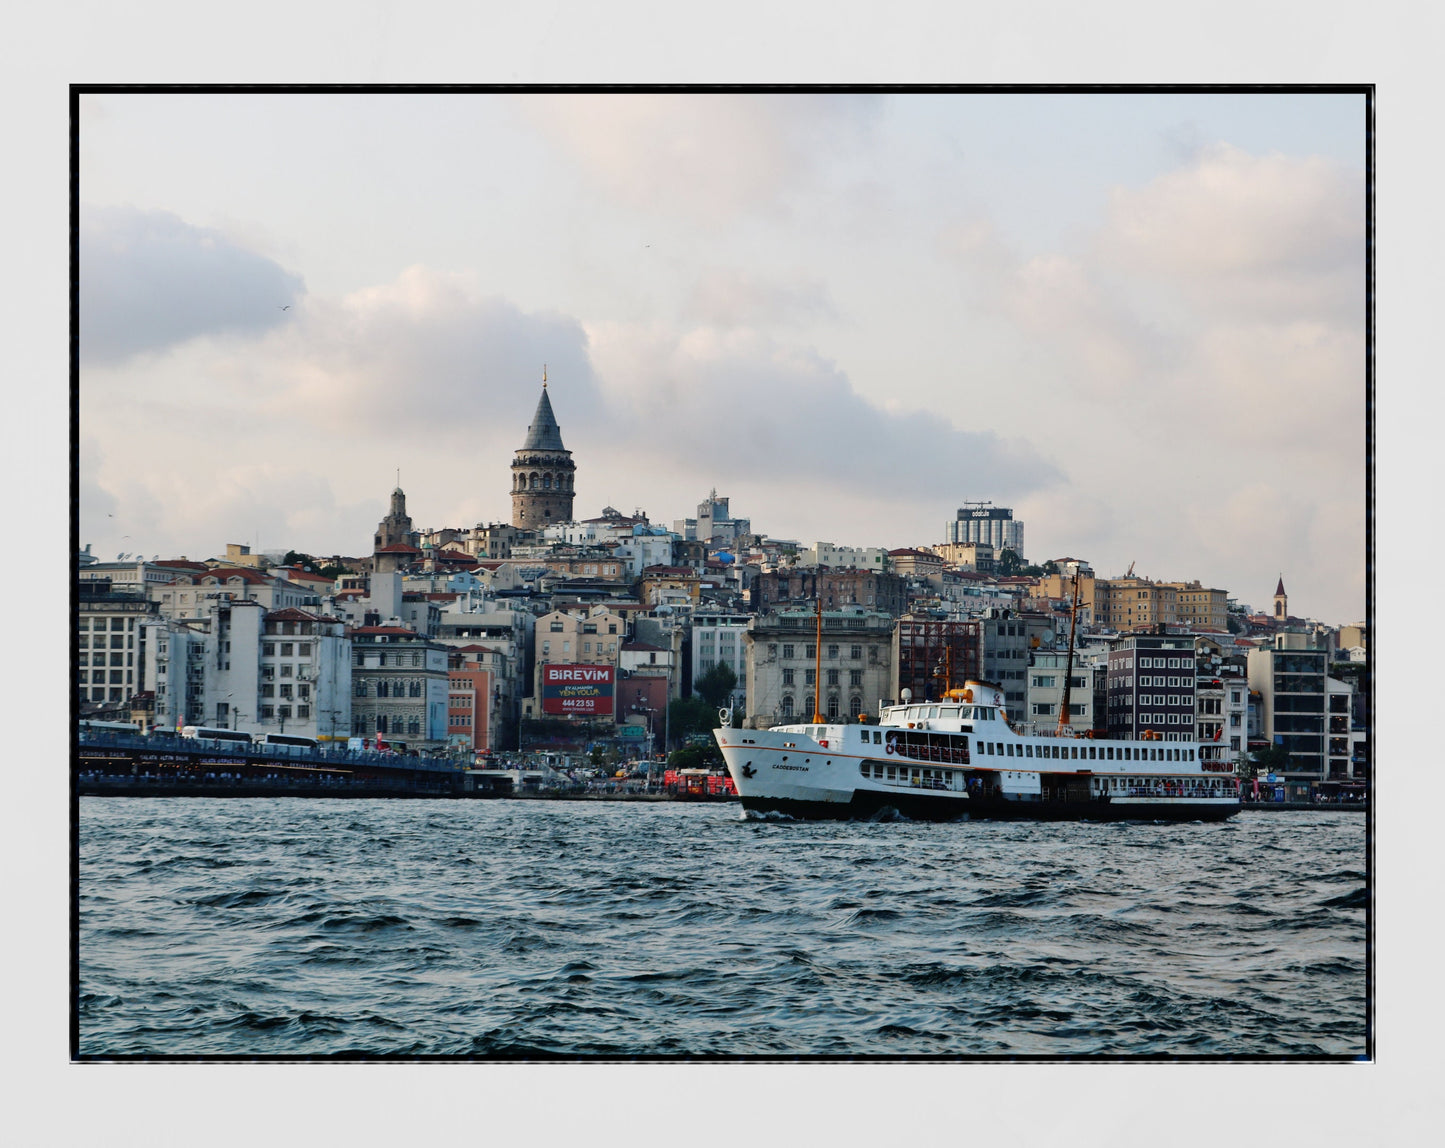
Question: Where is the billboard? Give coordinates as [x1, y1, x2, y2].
[541, 664, 615, 716]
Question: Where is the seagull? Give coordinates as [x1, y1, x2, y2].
[278, 305, 291, 311]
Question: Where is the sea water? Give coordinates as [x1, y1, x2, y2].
[77, 797, 1367, 1057]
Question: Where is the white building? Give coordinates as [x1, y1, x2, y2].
[614, 525, 678, 579]
[947, 503, 1025, 557]
[796, 542, 888, 570]
[1024, 649, 1099, 734]
[256, 609, 353, 742]
[691, 612, 750, 711]
[1195, 671, 1249, 767]
[140, 616, 209, 730]
[151, 567, 322, 621]
[78, 586, 159, 712]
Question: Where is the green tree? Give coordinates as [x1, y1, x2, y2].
[997, 549, 1024, 576]
[282, 550, 319, 572]
[695, 660, 738, 709]
[1248, 742, 1292, 778]
[668, 695, 719, 741]
[667, 743, 722, 771]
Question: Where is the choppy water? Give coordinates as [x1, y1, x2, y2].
[77, 798, 1368, 1058]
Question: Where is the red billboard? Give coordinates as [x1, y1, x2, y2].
[541, 664, 615, 716]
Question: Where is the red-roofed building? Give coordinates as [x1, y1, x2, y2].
[886, 548, 945, 578]
[151, 568, 323, 620]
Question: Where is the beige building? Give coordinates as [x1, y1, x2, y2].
[639, 567, 702, 608]
[1162, 581, 1229, 632]
[887, 548, 945, 578]
[934, 541, 995, 572]
[529, 605, 626, 704]
[1094, 575, 1229, 633]
[1095, 576, 1178, 631]
[742, 609, 895, 726]
[1029, 571, 1097, 617]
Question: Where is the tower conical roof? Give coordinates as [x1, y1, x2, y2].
[521, 386, 566, 452]
[1275, 576, 1286, 597]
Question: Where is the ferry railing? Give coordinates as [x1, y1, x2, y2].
[1122, 785, 1235, 799]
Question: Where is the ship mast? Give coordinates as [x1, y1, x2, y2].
[1057, 563, 1082, 737]
[812, 594, 824, 722]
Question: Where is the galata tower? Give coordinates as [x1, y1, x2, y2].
[510, 374, 576, 529]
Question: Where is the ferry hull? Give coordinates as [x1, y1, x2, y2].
[740, 792, 1237, 823]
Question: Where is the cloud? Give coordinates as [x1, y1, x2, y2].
[1097, 142, 1364, 322]
[80, 205, 305, 364]
[682, 268, 839, 329]
[521, 93, 882, 222]
[583, 319, 1063, 506]
[254, 266, 606, 444]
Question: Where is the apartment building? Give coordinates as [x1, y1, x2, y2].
[743, 609, 895, 726]
[349, 626, 450, 747]
[1106, 634, 1199, 741]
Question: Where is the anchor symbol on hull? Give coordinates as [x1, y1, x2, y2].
[741, 764, 756, 778]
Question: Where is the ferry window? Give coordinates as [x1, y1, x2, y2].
[886, 767, 895, 779]
[1025, 744, 1032, 758]
[1006, 744, 1014, 757]
[873, 731, 882, 744]
[1089, 747, 1097, 759]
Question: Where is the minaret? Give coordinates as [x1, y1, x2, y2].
[1274, 576, 1288, 623]
[510, 368, 576, 529]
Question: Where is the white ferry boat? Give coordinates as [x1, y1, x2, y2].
[713, 681, 1240, 822]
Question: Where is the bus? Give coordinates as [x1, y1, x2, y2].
[258, 733, 319, 752]
[78, 719, 141, 736]
[180, 726, 254, 745]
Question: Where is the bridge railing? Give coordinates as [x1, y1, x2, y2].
[76, 729, 465, 773]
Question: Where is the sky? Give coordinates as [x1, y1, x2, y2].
[78, 90, 1366, 623]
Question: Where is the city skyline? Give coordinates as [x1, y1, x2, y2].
[78, 90, 1367, 625]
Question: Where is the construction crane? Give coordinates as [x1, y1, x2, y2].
[1125, 561, 1135, 578]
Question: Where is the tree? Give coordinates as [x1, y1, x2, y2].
[997, 549, 1024, 576]
[668, 695, 718, 741]
[282, 550, 319, 573]
[695, 660, 738, 709]
[668, 743, 722, 771]
[1248, 742, 1292, 778]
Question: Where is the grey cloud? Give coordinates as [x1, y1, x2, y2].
[586, 329, 1063, 504]
[80, 205, 304, 365]
[262, 268, 607, 444]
